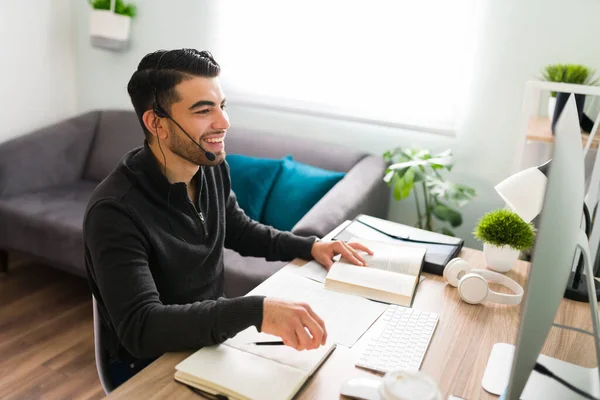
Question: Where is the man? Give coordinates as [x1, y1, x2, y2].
[84, 48, 371, 386]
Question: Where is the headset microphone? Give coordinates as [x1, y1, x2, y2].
[152, 103, 217, 161]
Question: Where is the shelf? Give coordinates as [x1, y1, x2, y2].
[526, 116, 600, 149]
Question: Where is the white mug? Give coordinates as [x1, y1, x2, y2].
[379, 370, 442, 400]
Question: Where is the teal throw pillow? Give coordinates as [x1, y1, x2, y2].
[262, 156, 346, 231]
[226, 154, 283, 221]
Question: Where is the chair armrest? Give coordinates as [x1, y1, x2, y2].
[292, 155, 390, 238]
[0, 111, 99, 198]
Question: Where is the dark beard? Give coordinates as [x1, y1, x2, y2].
[168, 123, 224, 166]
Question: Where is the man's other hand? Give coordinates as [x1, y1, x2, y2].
[311, 240, 374, 270]
[261, 298, 327, 351]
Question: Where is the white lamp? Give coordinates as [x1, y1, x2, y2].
[495, 149, 599, 303]
[494, 162, 548, 223]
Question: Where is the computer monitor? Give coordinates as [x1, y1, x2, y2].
[502, 95, 600, 399]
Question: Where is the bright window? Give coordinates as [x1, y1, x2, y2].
[213, 1, 481, 135]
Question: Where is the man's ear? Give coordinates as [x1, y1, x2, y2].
[142, 109, 168, 140]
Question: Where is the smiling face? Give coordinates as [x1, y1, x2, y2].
[164, 76, 230, 166]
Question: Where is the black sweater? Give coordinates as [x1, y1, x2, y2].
[84, 141, 316, 363]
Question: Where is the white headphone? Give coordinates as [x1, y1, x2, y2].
[443, 258, 524, 305]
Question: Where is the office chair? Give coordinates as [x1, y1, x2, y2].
[92, 294, 115, 394]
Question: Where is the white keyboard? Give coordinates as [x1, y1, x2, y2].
[356, 305, 439, 374]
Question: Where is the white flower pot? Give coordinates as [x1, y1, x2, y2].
[89, 10, 131, 51]
[548, 96, 556, 118]
[483, 243, 520, 273]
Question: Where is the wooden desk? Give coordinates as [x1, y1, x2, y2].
[107, 249, 598, 400]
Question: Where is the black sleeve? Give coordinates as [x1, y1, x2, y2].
[84, 200, 265, 359]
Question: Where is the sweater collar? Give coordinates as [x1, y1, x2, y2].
[131, 140, 188, 196]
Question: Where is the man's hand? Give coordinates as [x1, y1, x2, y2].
[261, 298, 327, 351]
[311, 240, 374, 270]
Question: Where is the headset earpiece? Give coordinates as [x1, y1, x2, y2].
[153, 102, 168, 118]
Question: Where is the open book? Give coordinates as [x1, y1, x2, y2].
[174, 326, 336, 400]
[324, 237, 427, 306]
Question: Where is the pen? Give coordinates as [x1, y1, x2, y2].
[248, 341, 285, 346]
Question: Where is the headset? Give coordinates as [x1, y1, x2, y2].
[150, 50, 213, 246]
[443, 258, 524, 305]
[151, 50, 216, 162]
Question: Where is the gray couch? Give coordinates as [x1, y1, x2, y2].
[0, 110, 389, 297]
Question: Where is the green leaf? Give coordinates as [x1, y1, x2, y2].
[473, 209, 536, 250]
[383, 169, 395, 184]
[440, 227, 455, 237]
[432, 204, 463, 227]
[412, 169, 424, 183]
[393, 174, 403, 201]
[402, 168, 415, 198]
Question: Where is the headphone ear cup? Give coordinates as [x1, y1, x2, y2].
[458, 273, 489, 305]
[443, 258, 472, 287]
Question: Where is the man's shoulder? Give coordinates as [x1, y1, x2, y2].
[85, 169, 134, 219]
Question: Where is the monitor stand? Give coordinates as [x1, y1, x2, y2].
[482, 343, 599, 399]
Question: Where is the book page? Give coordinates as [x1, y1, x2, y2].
[247, 271, 387, 348]
[343, 237, 426, 276]
[327, 262, 418, 298]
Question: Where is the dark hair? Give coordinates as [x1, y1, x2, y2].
[127, 48, 220, 141]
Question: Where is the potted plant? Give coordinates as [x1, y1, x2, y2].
[540, 64, 599, 132]
[89, 0, 137, 51]
[473, 209, 535, 273]
[383, 147, 476, 236]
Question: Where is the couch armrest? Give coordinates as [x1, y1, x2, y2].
[292, 155, 390, 238]
[0, 111, 99, 198]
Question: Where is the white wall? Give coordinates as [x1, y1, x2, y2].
[0, 1, 77, 143]
[74, 0, 215, 112]
[73, 0, 600, 248]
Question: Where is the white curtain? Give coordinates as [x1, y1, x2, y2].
[213, 1, 482, 134]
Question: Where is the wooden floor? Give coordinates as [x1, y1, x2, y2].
[0, 253, 104, 400]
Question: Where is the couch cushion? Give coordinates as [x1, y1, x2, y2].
[262, 156, 345, 231]
[83, 110, 143, 182]
[0, 180, 97, 276]
[222, 249, 286, 297]
[224, 128, 366, 173]
[226, 154, 283, 221]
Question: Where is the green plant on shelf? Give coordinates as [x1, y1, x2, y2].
[89, 0, 137, 18]
[383, 147, 476, 236]
[540, 64, 599, 97]
[473, 209, 535, 251]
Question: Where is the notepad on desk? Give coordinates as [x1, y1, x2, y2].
[175, 327, 336, 400]
[324, 238, 426, 306]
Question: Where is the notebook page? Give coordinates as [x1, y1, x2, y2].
[225, 327, 336, 373]
[247, 271, 386, 348]
[175, 344, 306, 400]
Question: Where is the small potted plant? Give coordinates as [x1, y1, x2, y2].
[89, 0, 137, 51]
[473, 209, 535, 273]
[540, 64, 599, 132]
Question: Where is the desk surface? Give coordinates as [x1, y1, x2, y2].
[107, 248, 598, 400]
